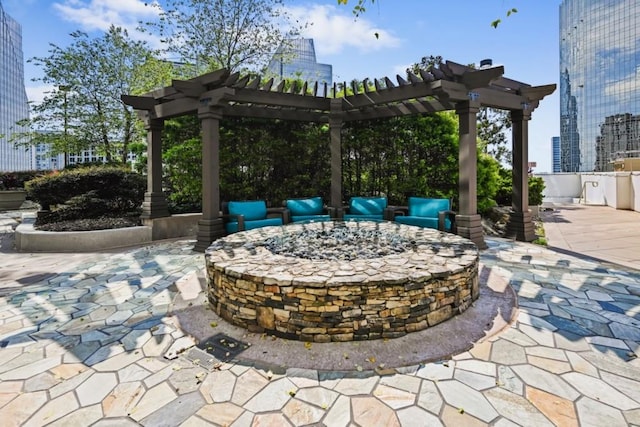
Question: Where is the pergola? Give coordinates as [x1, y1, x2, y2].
[122, 60, 555, 252]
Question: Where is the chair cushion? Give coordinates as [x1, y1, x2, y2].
[291, 214, 331, 223]
[286, 197, 323, 216]
[395, 215, 440, 230]
[225, 217, 282, 234]
[349, 197, 387, 215]
[245, 218, 283, 230]
[408, 197, 450, 218]
[228, 200, 267, 221]
[343, 214, 384, 221]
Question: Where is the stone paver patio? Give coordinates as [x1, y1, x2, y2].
[1, 209, 639, 426]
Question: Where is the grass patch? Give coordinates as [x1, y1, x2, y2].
[532, 217, 547, 246]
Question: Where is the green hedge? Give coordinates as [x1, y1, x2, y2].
[25, 166, 145, 224]
[0, 170, 49, 190]
[494, 167, 546, 207]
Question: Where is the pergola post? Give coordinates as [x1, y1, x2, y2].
[329, 99, 344, 210]
[140, 117, 169, 220]
[506, 109, 536, 241]
[194, 106, 226, 252]
[455, 101, 486, 249]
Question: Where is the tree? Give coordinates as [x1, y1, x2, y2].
[477, 108, 511, 165]
[141, 0, 305, 75]
[17, 26, 167, 164]
[342, 113, 459, 205]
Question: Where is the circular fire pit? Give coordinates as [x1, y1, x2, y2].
[205, 221, 479, 342]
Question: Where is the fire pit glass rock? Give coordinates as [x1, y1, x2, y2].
[205, 221, 479, 342]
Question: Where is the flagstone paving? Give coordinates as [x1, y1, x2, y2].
[1, 211, 640, 426]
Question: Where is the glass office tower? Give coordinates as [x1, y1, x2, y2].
[560, 0, 640, 172]
[551, 136, 562, 172]
[266, 38, 332, 86]
[0, 1, 30, 171]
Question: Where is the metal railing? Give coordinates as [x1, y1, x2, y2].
[580, 180, 599, 204]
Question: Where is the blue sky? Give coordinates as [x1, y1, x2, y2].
[4, 0, 560, 172]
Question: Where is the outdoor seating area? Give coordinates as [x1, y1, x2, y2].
[122, 62, 555, 252]
[220, 196, 458, 235]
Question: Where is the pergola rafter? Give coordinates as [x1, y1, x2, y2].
[122, 60, 555, 251]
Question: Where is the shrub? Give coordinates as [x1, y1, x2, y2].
[0, 170, 48, 190]
[528, 176, 546, 206]
[25, 166, 145, 226]
[477, 152, 501, 214]
[493, 166, 546, 207]
[494, 167, 513, 207]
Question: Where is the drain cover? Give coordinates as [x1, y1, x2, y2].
[183, 347, 222, 370]
[195, 333, 250, 362]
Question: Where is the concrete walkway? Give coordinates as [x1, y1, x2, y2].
[0, 205, 639, 426]
[542, 204, 640, 270]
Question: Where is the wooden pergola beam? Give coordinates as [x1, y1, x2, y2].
[520, 84, 557, 102]
[121, 95, 157, 110]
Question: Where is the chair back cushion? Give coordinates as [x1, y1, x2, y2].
[408, 197, 450, 218]
[349, 197, 387, 215]
[228, 200, 267, 221]
[286, 197, 323, 216]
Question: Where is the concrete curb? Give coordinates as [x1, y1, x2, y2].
[15, 214, 152, 252]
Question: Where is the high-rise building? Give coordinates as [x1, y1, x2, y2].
[0, 2, 31, 171]
[266, 38, 332, 86]
[560, 0, 640, 172]
[551, 136, 561, 172]
[33, 141, 64, 171]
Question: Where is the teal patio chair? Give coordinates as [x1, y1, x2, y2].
[222, 200, 287, 234]
[341, 196, 390, 221]
[284, 196, 333, 223]
[392, 197, 456, 232]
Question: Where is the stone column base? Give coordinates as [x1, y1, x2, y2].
[194, 218, 226, 252]
[505, 210, 536, 242]
[455, 214, 486, 249]
[140, 192, 170, 220]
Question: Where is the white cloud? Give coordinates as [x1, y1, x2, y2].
[52, 0, 162, 45]
[25, 84, 53, 105]
[604, 71, 640, 105]
[287, 4, 401, 56]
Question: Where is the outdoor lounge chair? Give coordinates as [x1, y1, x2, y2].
[392, 197, 456, 232]
[284, 196, 334, 223]
[222, 200, 287, 234]
[341, 196, 391, 221]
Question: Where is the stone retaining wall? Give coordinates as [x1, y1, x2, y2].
[205, 221, 479, 342]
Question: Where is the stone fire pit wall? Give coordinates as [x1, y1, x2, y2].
[205, 221, 479, 342]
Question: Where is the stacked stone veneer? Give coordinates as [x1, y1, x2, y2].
[205, 221, 479, 342]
